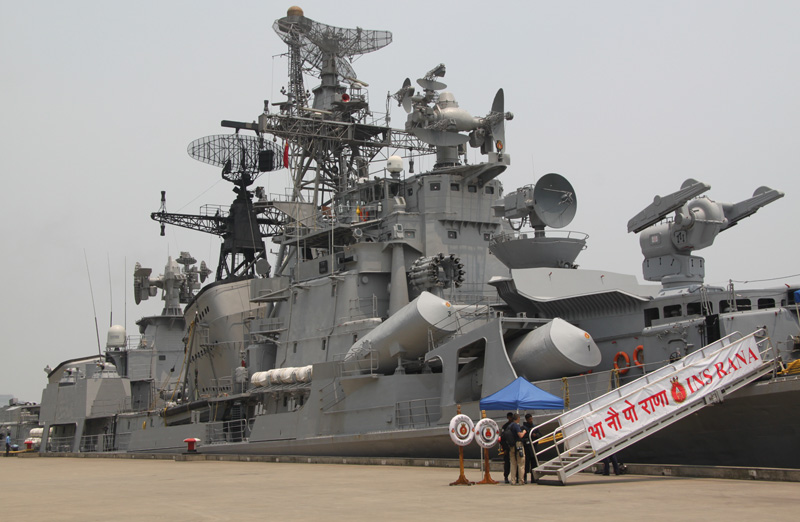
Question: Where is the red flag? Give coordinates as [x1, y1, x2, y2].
[283, 141, 289, 167]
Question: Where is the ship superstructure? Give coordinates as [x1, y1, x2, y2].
[30, 6, 800, 469]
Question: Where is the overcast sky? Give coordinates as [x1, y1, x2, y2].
[2, 1, 799, 402]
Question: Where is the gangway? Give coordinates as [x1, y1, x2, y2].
[531, 330, 776, 485]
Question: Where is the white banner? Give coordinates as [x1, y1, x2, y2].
[582, 336, 763, 452]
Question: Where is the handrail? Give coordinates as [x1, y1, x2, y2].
[532, 330, 773, 467]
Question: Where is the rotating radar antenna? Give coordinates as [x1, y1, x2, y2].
[151, 134, 288, 281]
[273, 6, 392, 111]
[187, 134, 285, 188]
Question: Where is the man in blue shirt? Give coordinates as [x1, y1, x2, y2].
[5, 433, 10, 457]
[508, 414, 527, 484]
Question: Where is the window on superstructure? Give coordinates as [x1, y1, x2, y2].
[687, 302, 712, 316]
[664, 304, 682, 317]
[758, 298, 775, 309]
[450, 183, 460, 191]
[430, 182, 441, 191]
[719, 300, 750, 312]
[485, 186, 494, 194]
[468, 185, 477, 193]
[643, 307, 660, 327]
[448, 231, 458, 239]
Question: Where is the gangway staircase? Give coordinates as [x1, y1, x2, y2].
[532, 330, 776, 485]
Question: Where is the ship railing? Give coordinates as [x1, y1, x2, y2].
[395, 397, 441, 429]
[334, 348, 380, 377]
[47, 436, 74, 453]
[200, 204, 228, 219]
[346, 295, 379, 321]
[426, 296, 501, 351]
[321, 351, 381, 411]
[250, 317, 286, 336]
[532, 333, 780, 411]
[79, 433, 118, 453]
[209, 377, 233, 397]
[489, 229, 589, 246]
[103, 334, 152, 351]
[205, 419, 250, 444]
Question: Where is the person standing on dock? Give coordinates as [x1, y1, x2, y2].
[5, 433, 10, 457]
[500, 412, 514, 483]
[508, 413, 527, 484]
[522, 413, 540, 483]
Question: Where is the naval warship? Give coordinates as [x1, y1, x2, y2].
[25, 6, 800, 469]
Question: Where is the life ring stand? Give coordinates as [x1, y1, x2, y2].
[448, 414, 475, 447]
[633, 345, 644, 367]
[613, 351, 631, 375]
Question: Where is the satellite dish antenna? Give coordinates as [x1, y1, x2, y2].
[489, 88, 506, 149]
[393, 78, 414, 113]
[416, 78, 447, 91]
[531, 173, 577, 229]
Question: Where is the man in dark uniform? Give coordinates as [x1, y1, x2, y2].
[522, 413, 540, 483]
[500, 412, 514, 483]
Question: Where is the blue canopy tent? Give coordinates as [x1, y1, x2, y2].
[479, 376, 564, 411]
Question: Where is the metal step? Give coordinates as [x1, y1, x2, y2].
[532, 331, 775, 485]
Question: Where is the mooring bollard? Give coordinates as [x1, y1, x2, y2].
[183, 438, 201, 453]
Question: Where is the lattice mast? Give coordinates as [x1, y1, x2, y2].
[270, 7, 393, 206]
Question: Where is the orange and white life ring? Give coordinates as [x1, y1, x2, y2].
[449, 414, 475, 447]
[613, 351, 630, 375]
[633, 345, 644, 367]
[473, 418, 500, 449]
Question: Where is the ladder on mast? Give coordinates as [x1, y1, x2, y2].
[532, 330, 776, 485]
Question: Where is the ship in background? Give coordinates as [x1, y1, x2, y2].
[26, 6, 800, 469]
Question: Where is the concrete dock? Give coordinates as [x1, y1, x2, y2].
[3, 455, 799, 520]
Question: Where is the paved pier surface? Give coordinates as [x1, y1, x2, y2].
[3, 457, 799, 521]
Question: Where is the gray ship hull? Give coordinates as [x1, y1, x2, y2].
[620, 375, 800, 469]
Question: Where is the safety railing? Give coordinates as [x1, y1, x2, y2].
[532, 331, 776, 476]
[47, 436, 74, 453]
[489, 229, 589, 246]
[205, 419, 250, 444]
[79, 434, 117, 453]
[395, 398, 441, 429]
